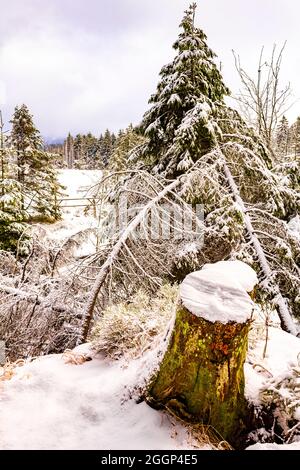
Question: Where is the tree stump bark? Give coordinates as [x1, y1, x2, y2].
[147, 261, 256, 445]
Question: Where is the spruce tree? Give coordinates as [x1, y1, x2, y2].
[10, 105, 42, 185]
[64, 132, 74, 168]
[0, 177, 29, 253]
[132, 3, 299, 322]
[110, 125, 145, 171]
[0, 110, 29, 252]
[139, 2, 229, 176]
[84, 133, 101, 168]
[290, 116, 300, 156]
[74, 134, 83, 166]
[100, 129, 115, 166]
[276, 115, 290, 156]
[10, 104, 62, 221]
[137, 4, 294, 217]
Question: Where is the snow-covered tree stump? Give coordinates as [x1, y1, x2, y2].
[147, 261, 257, 444]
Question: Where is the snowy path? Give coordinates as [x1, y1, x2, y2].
[0, 348, 195, 450]
[1, 320, 300, 449]
[45, 169, 102, 244]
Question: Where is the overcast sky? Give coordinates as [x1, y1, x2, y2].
[0, 0, 299, 139]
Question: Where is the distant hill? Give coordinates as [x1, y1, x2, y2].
[43, 136, 65, 145]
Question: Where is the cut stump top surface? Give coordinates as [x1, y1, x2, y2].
[180, 260, 257, 324]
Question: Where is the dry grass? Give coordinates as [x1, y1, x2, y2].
[62, 349, 92, 365]
[0, 359, 25, 382]
[259, 361, 300, 442]
[89, 283, 178, 360]
[165, 411, 233, 450]
[187, 423, 233, 450]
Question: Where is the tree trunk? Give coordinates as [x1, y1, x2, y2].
[223, 161, 298, 336]
[147, 263, 253, 445]
[80, 177, 181, 342]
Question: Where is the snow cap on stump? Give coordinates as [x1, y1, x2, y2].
[180, 260, 258, 324]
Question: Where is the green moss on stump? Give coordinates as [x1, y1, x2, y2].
[147, 303, 250, 444]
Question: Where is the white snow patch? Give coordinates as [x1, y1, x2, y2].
[39, 169, 102, 244]
[247, 441, 300, 450]
[294, 407, 300, 421]
[245, 326, 300, 404]
[288, 215, 300, 240]
[0, 350, 201, 450]
[59, 169, 102, 201]
[180, 261, 257, 324]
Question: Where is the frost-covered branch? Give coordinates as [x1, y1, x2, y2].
[233, 44, 292, 150]
[223, 160, 298, 335]
[80, 176, 182, 341]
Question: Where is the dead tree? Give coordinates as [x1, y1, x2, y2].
[64, 133, 75, 169]
[233, 44, 292, 151]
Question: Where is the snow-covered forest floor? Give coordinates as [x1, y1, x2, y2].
[0, 329, 299, 450]
[0, 170, 204, 450]
[0, 345, 198, 450]
[0, 170, 300, 450]
[1, 296, 300, 450]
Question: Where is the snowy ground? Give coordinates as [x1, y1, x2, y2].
[1, 321, 300, 450]
[0, 346, 197, 450]
[1, 170, 299, 450]
[32, 169, 103, 262]
[0, 169, 201, 450]
[245, 325, 300, 450]
[245, 326, 300, 406]
[43, 169, 102, 247]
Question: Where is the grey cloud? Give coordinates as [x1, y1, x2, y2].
[0, 0, 299, 138]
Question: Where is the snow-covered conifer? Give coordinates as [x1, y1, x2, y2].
[0, 110, 29, 252]
[0, 177, 29, 253]
[276, 115, 290, 157]
[94, 4, 299, 329]
[109, 125, 145, 171]
[10, 104, 62, 220]
[139, 2, 229, 176]
[290, 116, 300, 156]
[99, 129, 116, 166]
